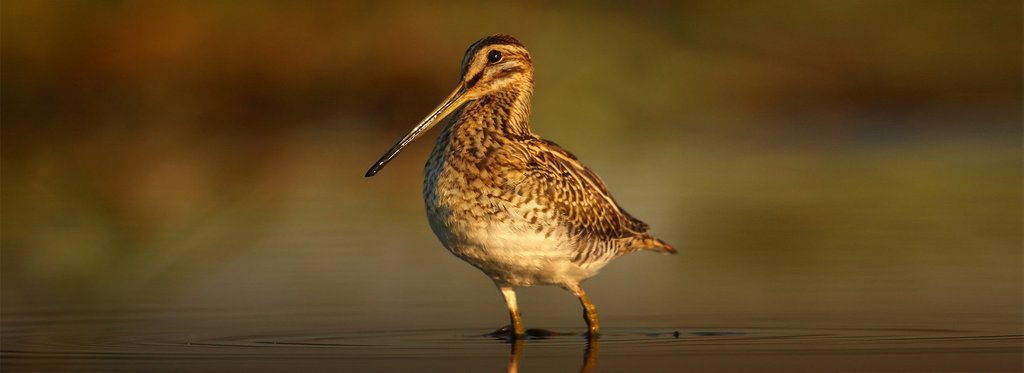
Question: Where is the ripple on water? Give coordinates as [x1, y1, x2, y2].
[6, 325, 1018, 362]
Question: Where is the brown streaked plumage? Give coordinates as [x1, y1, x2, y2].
[365, 35, 675, 338]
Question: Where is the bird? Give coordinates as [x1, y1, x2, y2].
[365, 34, 675, 338]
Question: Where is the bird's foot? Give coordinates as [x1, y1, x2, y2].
[487, 325, 563, 339]
[487, 325, 523, 339]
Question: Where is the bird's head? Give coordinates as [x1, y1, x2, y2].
[365, 35, 532, 177]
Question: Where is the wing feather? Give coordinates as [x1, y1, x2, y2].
[514, 138, 649, 240]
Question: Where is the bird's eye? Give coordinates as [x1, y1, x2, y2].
[487, 50, 502, 63]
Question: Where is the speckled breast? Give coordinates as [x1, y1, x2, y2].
[420, 122, 596, 287]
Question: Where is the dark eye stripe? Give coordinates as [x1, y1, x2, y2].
[466, 71, 484, 88]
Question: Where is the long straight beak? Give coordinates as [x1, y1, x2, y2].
[365, 83, 469, 177]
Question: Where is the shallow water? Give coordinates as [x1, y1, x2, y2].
[2, 293, 1019, 373]
[2, 312, 1020, 372]
[2, 134, 1022, 372]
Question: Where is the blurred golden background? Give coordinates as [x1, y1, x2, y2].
[2, 0, 1020, 340]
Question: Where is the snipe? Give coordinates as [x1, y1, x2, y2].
[365, 35, 675, 338]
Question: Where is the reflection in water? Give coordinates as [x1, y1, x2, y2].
[506, 337, 600, 373]
[581, 338, 599, 373]
[1, 324, 1020, 371]
[507, 339, 523, 373]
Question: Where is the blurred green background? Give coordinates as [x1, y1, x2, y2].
[2, 0, 1020, 333]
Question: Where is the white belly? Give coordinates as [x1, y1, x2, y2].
[426, 204, 605, 288]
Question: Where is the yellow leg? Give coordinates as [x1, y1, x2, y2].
[569, 285, 599, 337]
[500, 286, 526, 338]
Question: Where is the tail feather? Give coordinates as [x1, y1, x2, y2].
[630, 234, 676, 254]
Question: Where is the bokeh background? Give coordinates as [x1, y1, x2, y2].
[2, 1, 1021, 371]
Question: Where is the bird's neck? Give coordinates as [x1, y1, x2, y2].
[456, 83, 534, 141]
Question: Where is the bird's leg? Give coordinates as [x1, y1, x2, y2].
[499, 286, 526, 338]
[569, 284, 599, 338]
